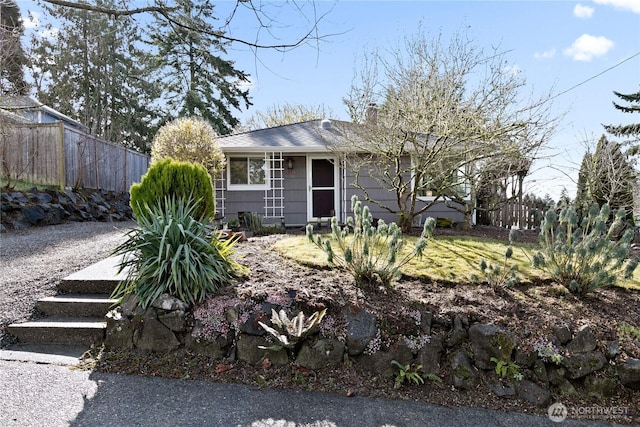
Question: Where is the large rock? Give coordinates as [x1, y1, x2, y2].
[185, 330, 228, 359]
[468, 323, 517, 370]
[450, 351, 476, 390]
[296, 339, 345, 370]
[416, 336, 443, 374]
[236, 334, 288, 366]
[133, 311, 180, 352]
[617, 358, 640, 390]
[104, 309, 134, 350]
[562, 351, 606, 379]
[515, 380, 550, 406]
[566, 324, 596, 353]
[343, 307, 378, 356]
[355, 343, 413, 378]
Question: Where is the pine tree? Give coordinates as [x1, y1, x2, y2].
[149, 0, 251, 135]
[29, 0, 161, 152]
[604, 89, 640, 156]
[574, 151, 593, 221]
[0, 0, 27, 95]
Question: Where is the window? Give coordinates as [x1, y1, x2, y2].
[418, 168, 469, 200]
[228, 156, 269, 190]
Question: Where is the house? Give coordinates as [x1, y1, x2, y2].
[216, 119, 468, 228]
[0, 96, 89, 132]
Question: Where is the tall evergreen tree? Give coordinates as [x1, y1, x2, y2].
[29, 0, 161, 152]
[574, 151, 593, 220]
[604, 89, 640, 156]
[0, 0, 28, 95]
[149, 0, 251, 135]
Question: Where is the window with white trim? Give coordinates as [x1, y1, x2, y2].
[227, 156, 269, 190]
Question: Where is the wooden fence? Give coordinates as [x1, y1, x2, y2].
[1, 122, 149, 192]
[476, 199, 546, 230]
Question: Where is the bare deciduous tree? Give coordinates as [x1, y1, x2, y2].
[339, 30, 558, 230]
[239, 103, 335, 132]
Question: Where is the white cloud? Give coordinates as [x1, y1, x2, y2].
[534, 48, 557, 59]
[573, 4, 595, 18]
[22, 11, 40, 29]
[563, 34, 614, 61]
[594, 0, 640, 14]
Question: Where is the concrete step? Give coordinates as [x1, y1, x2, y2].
[0, 343, 88, 366]
[37, 294, 118, 318]
[57, 255, 127, 294]
[8, 318, 106, 346]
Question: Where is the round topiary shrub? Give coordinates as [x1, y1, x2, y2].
[130, 158, 215, 221]
[150, 116, 225, 180]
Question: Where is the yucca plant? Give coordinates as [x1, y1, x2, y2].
[111, 196, 247, 308]
[532, 203, 638, 296]
[307, 195, 435, 289]
[258, 308, 327, 350]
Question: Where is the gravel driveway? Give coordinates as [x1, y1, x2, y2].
[0, 221, 136, 347]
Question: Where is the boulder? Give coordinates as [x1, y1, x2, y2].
[416, 336, 443, 375]
[355, 343, 413, 378]
[236, 334, 288, 366]
[152, 294, 189, 312]
[552, 324, 573, 345]
[450, 351, 476, 390]
[104, 309, 134, 350]
[468, 323, 517, 370]
[296, 339, 345, 370]
[343, 307, 378, 356]
[516, 380, 550, 406]
[562, 351, 606, 379]
[446, 315, 467, 348]
[133, 311, 180, 352]
[566, 324, 596, 353]
[617, 358, 640, 390]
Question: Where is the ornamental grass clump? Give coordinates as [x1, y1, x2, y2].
[111, 196, 247, 308]
[532, 203, 638, 296]
[306, 195, 435, 289]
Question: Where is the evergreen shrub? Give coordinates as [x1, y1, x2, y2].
[130, 158, 215, 221]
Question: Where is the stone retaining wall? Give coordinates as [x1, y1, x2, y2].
[105, 293, 640, 407]
[0, 187, 133, 231]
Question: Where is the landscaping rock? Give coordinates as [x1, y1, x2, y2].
[562, 351, 606, 379]
[557, 379, 577, 396]
[468, 323, 517, 370]
[152, 294, 189, 312]
[355, 343, 413, 378]
[617, 358, 640, 390]
[514, 350, 536, 368]
[547, 366, 567, 386]
[420, 311, 433, 335]
[184, 331, 227, 359]
[120, 295, 145, 317]
[343, 307, 378, 356]
[450, 351, 476, 390]
[515, 380, 550, 406]
[236, 334, 288, 366]
[584, 375, 617, 398]
[158, 310, 187, 332]
[487, 382, 516, 398]
[133, 312, 180, 352]
[533, 359, 548, 383]
[416, 336, 443, 374]
[296, 339, 345, 370]
[104, 309, 134, 350]
[446, 315, 467, 348]
[552, 324, 573, 345]
[566, 324, 597, 353]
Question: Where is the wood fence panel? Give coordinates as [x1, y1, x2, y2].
[3, 123, 148, 191]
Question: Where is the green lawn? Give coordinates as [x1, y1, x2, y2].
[274, 234, 640, 290]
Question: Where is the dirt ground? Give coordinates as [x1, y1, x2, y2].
[96, 227, 640, 425]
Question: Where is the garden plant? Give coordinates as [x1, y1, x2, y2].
[111, 195, 246, 308]
[306, 195, 436, 289]
[532, 203, 638, 295]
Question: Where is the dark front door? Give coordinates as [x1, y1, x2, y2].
[309, 158, 336, 218]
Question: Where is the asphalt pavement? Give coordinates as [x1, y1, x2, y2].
[1, 356, 630, 427]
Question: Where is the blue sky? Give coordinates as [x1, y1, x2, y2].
[19, 0, 640, 200]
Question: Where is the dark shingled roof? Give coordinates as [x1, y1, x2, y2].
[218, 119, 349, 153]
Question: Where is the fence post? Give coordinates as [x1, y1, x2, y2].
[58, 122, 65, 189]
